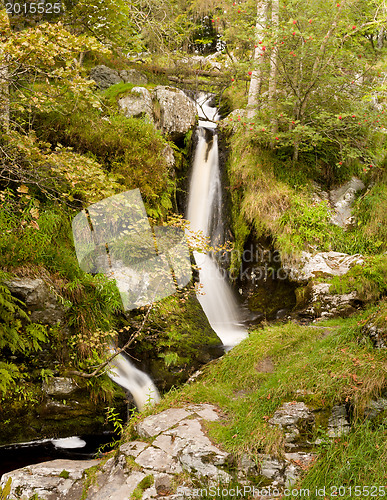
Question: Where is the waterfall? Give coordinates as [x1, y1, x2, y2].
[107, 348, 160, 411]
[187, 95, 248, 349]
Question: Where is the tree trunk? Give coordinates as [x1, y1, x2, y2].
[268, 0, 279, 143]
[246, 0, 268, 119]
[0, 10, 10, 130]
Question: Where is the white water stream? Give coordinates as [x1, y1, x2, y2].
[107, 348, 160, 412]
[187, 95, 248, 349]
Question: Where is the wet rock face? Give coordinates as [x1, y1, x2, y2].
[329, 177, 365, 228]
[42, 377, 78, 396]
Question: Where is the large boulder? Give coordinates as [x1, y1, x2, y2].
[89, 65, 122, 90]
[153, 86, 196, 140]
[118, 87, 154, 123]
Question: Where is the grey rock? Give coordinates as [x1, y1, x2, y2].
[327, 405, 350, 437]
[119, 69, 147, 85]
[42, 377, 77, 396]
[284, 251, 364, 283]
[362, 320, 387, 349]
[304, 282, 360, 319]
[135, 446, 183, 474]
[119, 440, 149, 458]
[87, 470, 147, 500]
[0, 459, 99, 500]
[259, 455, 285, 482]
[5, 277, 66, 325]
[163, 144, 175, 169]
[89, 65, 122, 90]
[154, 473, 173, 496]
[118, 86, 154, 122]
[153, 86, 196, 139]
[365, 396, 387, 420]
[269, 402, 314, 429]
[136, 408, 192, 437]
[330, 177, 365, 228]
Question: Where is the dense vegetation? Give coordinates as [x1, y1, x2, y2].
[0, 0, 386, 496]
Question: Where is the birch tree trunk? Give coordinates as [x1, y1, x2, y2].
[268, 0, 279, 142]
[246, 0, 268, 119]
[0, 9, 10, 130]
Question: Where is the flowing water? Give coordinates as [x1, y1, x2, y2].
[107, 349, 160, 411]
[187, 95, 248, 349]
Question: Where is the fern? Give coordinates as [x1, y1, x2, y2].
[0, 362, 20, 396]
[0, 282, 48, 396]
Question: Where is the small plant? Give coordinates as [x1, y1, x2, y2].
[0, 478, 12, 500]
[59, 470, 70, 479]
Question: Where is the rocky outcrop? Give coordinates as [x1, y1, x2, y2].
[5, 277, 66, 326]
[269, 402, 315, 451]
[284, 252, 365, 319]
[0, 459, 98, 500]
[1, 404, 233, 500]
[362, 314, 387, 348]
[302, 282, 361, 319]
[116, 85, 196, 140]
[284, 251, 364, 284]
[118, 87, 154, 122]
[153, 86, 196, 140]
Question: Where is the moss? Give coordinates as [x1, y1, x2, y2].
[131, 475, 154, 500]
[329, 255, 387, 302]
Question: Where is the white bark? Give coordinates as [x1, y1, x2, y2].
[0, 11, 10, 130]
[268, 0, 279, 136]
[246, 0, 268, 119]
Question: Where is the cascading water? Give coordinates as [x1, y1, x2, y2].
[187, 95, 248, 349]
[107, 349, 160, 412]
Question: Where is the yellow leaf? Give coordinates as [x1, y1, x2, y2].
[30, 208, 40, 219]
[17, 185, 29, 194]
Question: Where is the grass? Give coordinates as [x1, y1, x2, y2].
[137, 309, 387, 462]
[300, 422, 387, 498]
